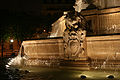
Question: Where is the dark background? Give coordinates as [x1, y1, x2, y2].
[0, 0, 76, 25]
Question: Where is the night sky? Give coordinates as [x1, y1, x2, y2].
[0, 0, 74, 25]
[0, 0, 45, 24]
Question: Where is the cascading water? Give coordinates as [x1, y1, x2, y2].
[49, 29, 59, 38]
[49, 16, 66, 38]
[91, 51, 120, 70]
[7, 44, 28, 67]
[7, 0, 89, 69]
[7, 38, 63, 68]
[4, 0, 120, 80]
[6, 0, 120, 73]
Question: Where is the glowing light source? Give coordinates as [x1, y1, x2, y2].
[106, 75, 114, 79]
[80, 75, 87, 79]
[43, 29, 46, 32]
[10, 39, 14, 43]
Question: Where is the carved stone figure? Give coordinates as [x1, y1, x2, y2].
[63, 0, 88, 60]
[63, 12, 87, 59]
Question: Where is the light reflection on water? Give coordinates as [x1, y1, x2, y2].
[0, 57, 119, 80]
[6, 56, 120, 80]
[18, 66, 120, 80]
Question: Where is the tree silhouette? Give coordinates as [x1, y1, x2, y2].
[0, 24, 37, 57]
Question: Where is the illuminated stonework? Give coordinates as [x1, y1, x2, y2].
[63, 13, 87, 59]
[94, 0, 120, 9]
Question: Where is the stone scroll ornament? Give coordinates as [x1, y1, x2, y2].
[63, 0, 88, 59]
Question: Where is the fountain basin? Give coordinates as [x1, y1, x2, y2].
[22, 35, 120, 60]
[22, 38, 64, 59]
[19, 35, 120, 70]
[22, 38, 64, 66]
[13, 66, 120, 80]
[87, 35, 120, 60]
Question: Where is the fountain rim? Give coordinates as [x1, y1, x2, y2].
[22, 37, 63, 45]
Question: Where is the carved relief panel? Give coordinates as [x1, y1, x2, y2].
[63, 13, 87, 59]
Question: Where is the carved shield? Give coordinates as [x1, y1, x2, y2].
[69, 40, 80, 56]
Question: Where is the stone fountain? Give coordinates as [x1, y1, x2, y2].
[8, 0, 120, 71]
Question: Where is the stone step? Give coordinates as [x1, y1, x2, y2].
[60, 66, 90, 70]
[60, 59, 90, 70]
[60, 62, 89, 65]
[60, 61, 89, 64]
[61, 64, 89, 67]
[62, 60, 89, 62]
[63, 57, 88, 61]
[92, 64, 120, 66]
[91, 66, 120, 70]
[60, 61, 90, 67]
[61, 59, 89, 62]
[90, 59, 120, 70]
[91, 62, 120, 65]
[91, 60, 120, 62]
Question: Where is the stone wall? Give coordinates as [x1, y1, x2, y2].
[51, 7, 120, 36]
[0, 40, 20, 57]
[87, 35, 120, 60]
[22, 35, 120, 60]
[94, 0, 120, 9]
[22, 38, 64, 59]
[82, 7, 120, 35]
